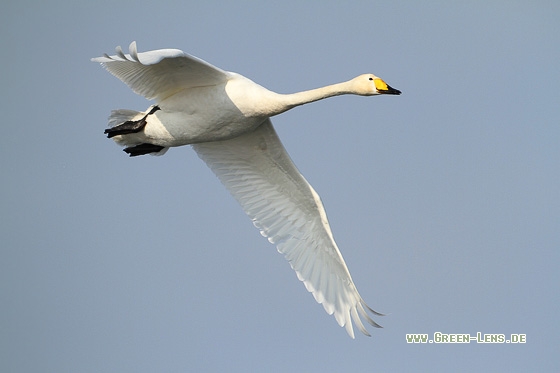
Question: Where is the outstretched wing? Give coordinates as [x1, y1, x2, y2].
[192, 119, 382, 338]
[91, 41, 229, 101]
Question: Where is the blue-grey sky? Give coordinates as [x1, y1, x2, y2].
[2, 1, 558, 371]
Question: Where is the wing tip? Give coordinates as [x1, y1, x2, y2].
[301, 274, 383, 338]
[91, 41, 138, 64]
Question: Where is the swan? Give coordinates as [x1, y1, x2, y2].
[92, 42, 401, 338]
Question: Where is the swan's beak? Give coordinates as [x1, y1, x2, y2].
[379, 84, 401, 95]
[374, 78, 401, 95]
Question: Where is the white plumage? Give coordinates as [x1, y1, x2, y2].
[92, 42, 401, 338]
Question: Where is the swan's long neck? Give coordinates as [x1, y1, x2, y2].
[273, 80, 354, 115]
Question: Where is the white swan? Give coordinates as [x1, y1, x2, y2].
[92, 42, 401, 338]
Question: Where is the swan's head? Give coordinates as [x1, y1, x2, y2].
[351, 74, 401, 96]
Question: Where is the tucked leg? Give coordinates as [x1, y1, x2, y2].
[104, 106, 160, 138]
[123, 143, 165, 157]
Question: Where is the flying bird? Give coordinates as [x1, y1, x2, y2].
[92, 42, 401, 338]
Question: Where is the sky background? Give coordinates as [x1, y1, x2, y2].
[1, 1, 559, 372]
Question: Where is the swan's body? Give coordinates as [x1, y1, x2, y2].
[92, 42, 400, 338]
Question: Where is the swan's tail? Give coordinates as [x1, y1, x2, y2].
[108, 109, 143, 128]
[104, 106, 169, 156]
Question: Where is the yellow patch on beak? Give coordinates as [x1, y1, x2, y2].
[374, 78, 389, 91]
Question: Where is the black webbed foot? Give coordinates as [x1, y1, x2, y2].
[104, 118, 147, 138]
[123, 143, 165, 157]
[104, 106, 160, 138]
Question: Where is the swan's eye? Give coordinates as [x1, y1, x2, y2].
[369, 77, 373, 81]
